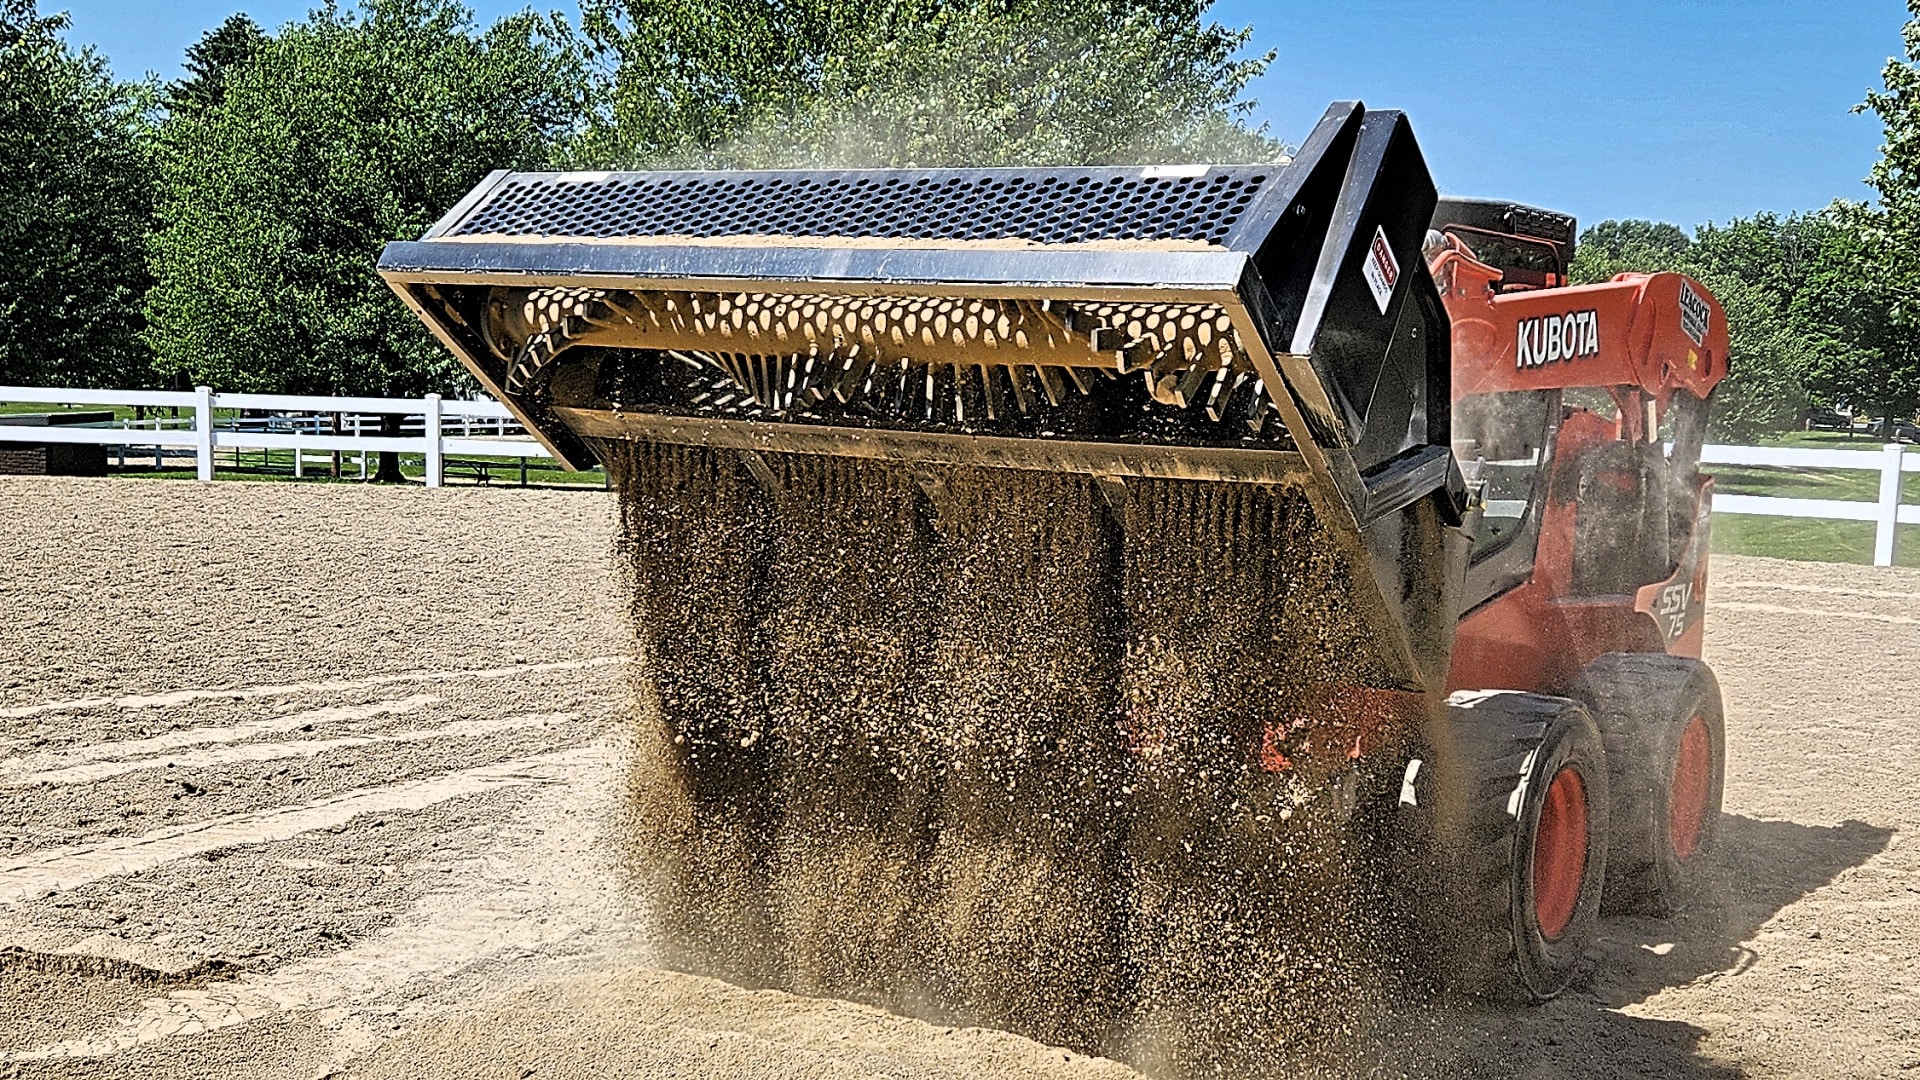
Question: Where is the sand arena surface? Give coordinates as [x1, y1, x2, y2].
[0, 475, 1915, 1078]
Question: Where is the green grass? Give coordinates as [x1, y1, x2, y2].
[1749, 428, 1881, 450]
[1709, 515, 1920, 568]
[0, 402, 150, 421]
[1705, 427, 1918, 565]
[1706, 463, 1920, 504]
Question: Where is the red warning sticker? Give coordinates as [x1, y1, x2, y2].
[1362, 224, 1398, 315]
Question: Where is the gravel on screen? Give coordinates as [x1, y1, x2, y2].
[0, 475, 1915, 1079]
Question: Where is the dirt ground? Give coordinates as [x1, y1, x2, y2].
[0, 475, 1914, 1079]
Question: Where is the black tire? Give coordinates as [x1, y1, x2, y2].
[1438, 691, 1609, 1001]
[1574, 653, 1726, 915]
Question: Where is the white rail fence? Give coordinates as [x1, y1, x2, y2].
[1700, 442, 1919, 566]
[4, 386, 1917, 562]
[0, 386, 557, 488]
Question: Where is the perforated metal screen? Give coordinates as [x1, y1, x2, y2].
[447, 168, 1273, 245]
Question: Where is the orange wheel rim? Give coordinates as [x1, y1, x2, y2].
[1669, 715, 1712, 860]
[1532, 766, 1588, 941]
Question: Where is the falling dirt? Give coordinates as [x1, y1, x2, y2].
[605, 441, 1419, 1077]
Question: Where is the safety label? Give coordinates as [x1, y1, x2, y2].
[1679, 280, 1711, 347]
[1362, 225, 1398, 314]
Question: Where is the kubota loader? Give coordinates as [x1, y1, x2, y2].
[378, 101, 1729, 1069]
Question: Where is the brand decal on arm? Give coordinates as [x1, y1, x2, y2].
[1516, 310, 1601, 368]
[1362, 225, 1399, 315]
[1678, 280, 1710, 347]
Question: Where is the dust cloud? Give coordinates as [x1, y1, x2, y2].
[604, 440, 1423, 1078]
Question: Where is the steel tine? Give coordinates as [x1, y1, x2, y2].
[1173, 361, 1211, 408]
[1006, 364, 1035, 414]
[1034, 365, 1066, 407]
[980, 363, 1004, 421]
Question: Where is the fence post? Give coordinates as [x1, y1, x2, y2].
[193, 386, 215, 483]
[292, 415, 305, 480]
[424, 393, 443, 489]
[1875, 442, 1904, 567]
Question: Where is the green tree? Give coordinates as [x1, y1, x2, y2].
[1572, 215, 1815, 441]
[1853, 1, 1920, 429]
[1694, 272, 1813, 441]
[1790, 207, 1920, 429]
[1684, 215, 1815, 440]
[1567, 219, 1691, 283]
[574, 0, 1280, 168]
[165, 14, 269, 116]
[1571, 207, 1920, 442]
[0, 0, 154, 388]
[1862, 0, 1920, 316]
[145, 0, 585, 477]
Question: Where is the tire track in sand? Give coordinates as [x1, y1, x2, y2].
[0, 746, 594, 904]
[1713, 600, 1920, 626]
[4, 711, 576, 788]
[0, 695, 442, 779]
[0, 657, 623, 721]
[1, 738, 628, 1065]
[1716, 579, 1920, 603]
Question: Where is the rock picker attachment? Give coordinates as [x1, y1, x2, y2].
[379, 101, 1468, 695]
[380, 101, 1465, 1071]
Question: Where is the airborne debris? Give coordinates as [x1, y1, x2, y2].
[609, 441, 1414, 1077]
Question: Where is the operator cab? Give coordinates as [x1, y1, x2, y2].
[1429, 198, 1712, 616]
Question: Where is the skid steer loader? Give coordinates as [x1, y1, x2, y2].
[379, 100, 1730, 1068]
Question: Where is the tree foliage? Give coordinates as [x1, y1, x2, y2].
[1787, 210, 1920, 424]
[144, 0, 585, 398]
[1862, 0, 1920, 316]
[0, 0, 153, 387]
[1845, 0, 1920, 426]
[1572, 207, 1920, 441]
[574, 0, 1280, 168]
[165, 13, 268, 117]
[1566, 211, 1910, 441]
[1568, 219, 1691, 280]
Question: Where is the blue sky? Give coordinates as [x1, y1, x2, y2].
[58, 0, 1910, 231]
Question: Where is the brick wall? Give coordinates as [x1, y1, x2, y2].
[0, 447, 48, 475]
[0, 445, 108, 476]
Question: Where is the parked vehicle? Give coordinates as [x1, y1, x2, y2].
[1869, 417, 1919, 442]
[1806, 405, 1852, 431]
